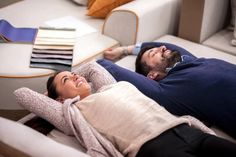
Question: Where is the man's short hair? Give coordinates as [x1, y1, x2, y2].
[135, 45, 156, 76]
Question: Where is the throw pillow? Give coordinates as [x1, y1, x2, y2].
[87, 0, 133, 18]
[88, 0, 96, 9]
[14, 87, 73, 135]
[72, 0, 88, 6]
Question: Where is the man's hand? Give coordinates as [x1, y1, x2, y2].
[104, 46, 126, 61]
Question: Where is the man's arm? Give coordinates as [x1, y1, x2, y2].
[73, 61, 117, 92]
[103, 45, 135, 60]
[104, 42, 196, 61]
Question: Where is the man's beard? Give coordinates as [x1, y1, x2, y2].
[166, 51, 181, 69]
[154, 51, 181, 72]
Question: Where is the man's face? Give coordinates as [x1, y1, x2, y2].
[53, 71, 91, 100]
[141, 46, 173, 72]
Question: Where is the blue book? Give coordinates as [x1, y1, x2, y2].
[0, 19, 37, 43]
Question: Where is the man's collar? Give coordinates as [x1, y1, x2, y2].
[165, 55, 188, 73]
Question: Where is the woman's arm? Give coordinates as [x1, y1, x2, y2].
[73, 61, 117, 92]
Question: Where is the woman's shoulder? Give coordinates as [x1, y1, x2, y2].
[97, 81, 135, 92]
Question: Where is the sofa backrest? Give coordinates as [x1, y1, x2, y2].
[103, 0, 182, 45]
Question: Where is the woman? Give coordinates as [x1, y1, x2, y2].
[47, 61, 236, 157]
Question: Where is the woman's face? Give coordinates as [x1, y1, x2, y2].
[53, 71, 91, 100]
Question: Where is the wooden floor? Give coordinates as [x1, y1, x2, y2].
[0, 0, 22, 8]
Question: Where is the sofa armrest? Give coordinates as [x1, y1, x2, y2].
[178, 0, 230, 43]
[0, 117, 89, 157]
[102, 0, 182, 46]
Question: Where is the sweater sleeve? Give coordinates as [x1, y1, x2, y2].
[73, 61, 117, 92]
[181, 115, 216, 136]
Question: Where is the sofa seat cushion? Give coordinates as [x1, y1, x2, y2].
[202, 29, 236, 56]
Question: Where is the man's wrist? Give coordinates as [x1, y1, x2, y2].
[122, 46, 129, 56]
[121, 45, 135, 56]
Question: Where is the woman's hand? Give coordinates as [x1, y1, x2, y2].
[103, 46, 125, 61]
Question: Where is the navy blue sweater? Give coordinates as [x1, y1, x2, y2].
[97, 42, 236, 139]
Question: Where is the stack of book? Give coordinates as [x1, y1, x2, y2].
[30, 27, 76, 71]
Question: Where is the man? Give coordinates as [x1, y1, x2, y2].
[99, 42, 236, 139]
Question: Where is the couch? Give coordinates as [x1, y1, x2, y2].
[1, 0, 236, 156]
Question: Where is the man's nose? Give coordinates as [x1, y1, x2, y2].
[160, 46, 166, 52]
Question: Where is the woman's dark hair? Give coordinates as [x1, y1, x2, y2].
[47, 72, 60, 100]
[135, 45, 156, 76]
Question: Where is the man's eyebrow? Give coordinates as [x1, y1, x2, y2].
[147, 49, 151, 58]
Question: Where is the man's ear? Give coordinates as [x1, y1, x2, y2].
[56, 96, 65, 103]
[147, 70, 167, 81]
[147, 70, 158, 80]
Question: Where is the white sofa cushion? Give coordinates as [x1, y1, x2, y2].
[0, 117, 89, 157]
[48, 129, 86, 153]
[103, 0, 182, 45]
[202, 30, 236, 56]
